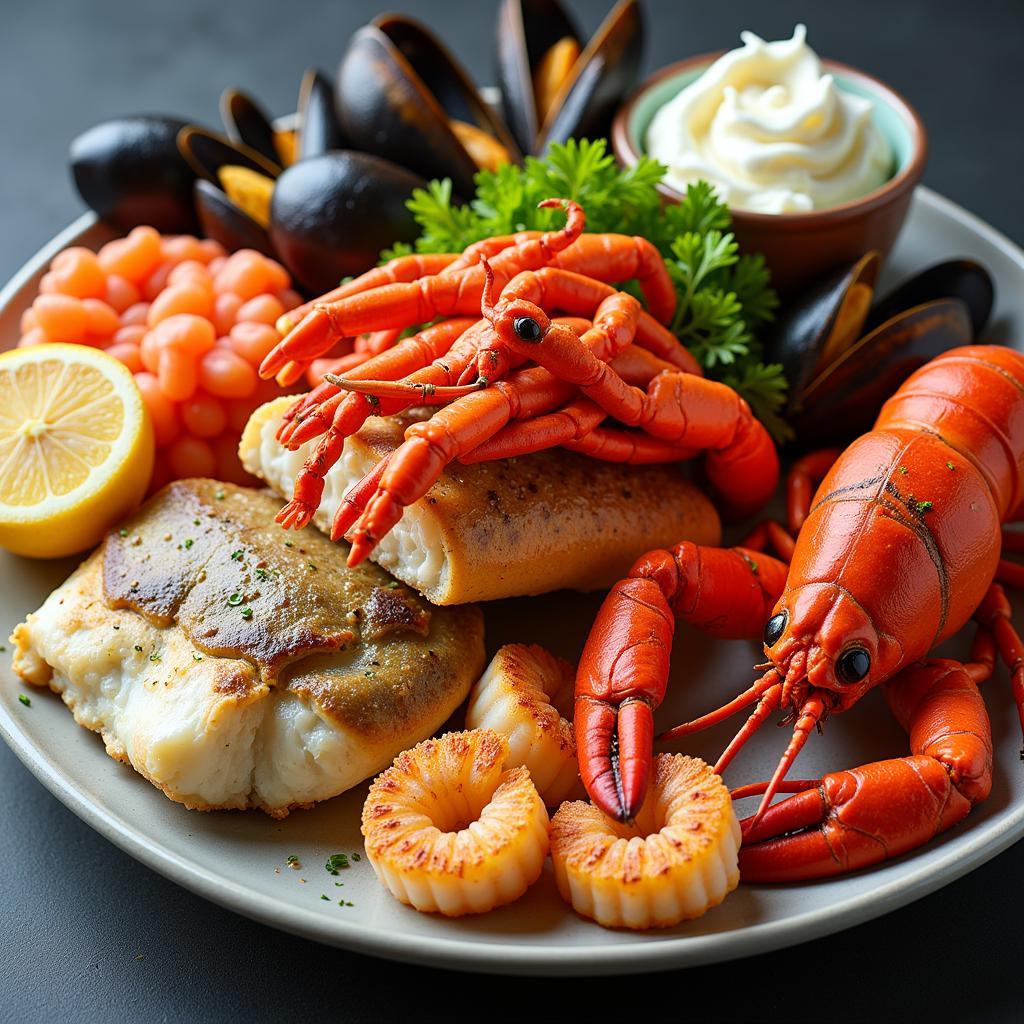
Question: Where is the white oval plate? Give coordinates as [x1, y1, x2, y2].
[2, 188, 1024, 976]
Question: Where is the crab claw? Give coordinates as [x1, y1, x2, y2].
[575, 695, 654, 823]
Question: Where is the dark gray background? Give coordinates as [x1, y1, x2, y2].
[1, 1, 1023, 1021]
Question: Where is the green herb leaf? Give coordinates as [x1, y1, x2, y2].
[228, 593, 243, 607]
[240, 607, 253, 620]
[18, 694, 31, 707]
[325, 853, 350, 875]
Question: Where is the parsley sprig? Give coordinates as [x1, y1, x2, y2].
[380, 140, 787, 439]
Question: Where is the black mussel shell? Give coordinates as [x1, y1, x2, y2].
[791, 298, 974, 444]
[297, 68, 348, 159]
[178, 125, 282, 185]
[194, 179, 275, 258]
[539, 0, 644, 149]
[337, 16, 520, 196]
[70, 115, 199, 232]
[769, 251, 881, 415]
[269, 152, 426, 294]
[220, 89, 280, 166]
[496, 0, 580, 155]
[865, 259, 994, 338]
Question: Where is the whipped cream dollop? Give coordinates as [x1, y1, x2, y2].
[646, 25, 894, 213]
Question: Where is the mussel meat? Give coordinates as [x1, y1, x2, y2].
[337, 14, 522, 196]
[70, 115, 200, 233]
[496, 0, 643, 152]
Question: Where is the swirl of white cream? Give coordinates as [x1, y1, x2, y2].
[646, 25, 894, 213]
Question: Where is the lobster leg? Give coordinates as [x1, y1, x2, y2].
[786, 448, 842, 533]
[738, 653, 994, 882]
[576, 543, 789, 822]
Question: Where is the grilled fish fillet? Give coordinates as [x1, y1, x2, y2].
[241, 397, 722, 605]
[11, 479, 484, 816]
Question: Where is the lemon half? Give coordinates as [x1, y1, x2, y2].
[0, 344, 154, 558]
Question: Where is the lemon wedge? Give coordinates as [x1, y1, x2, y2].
[0, 344, 154, 558]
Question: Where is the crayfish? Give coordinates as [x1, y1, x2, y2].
[577, 345, 1024, 881]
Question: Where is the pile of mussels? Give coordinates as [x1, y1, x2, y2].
[69, 0, 642, 296]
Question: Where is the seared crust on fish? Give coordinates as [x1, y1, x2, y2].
[241, 397, 722, 605]
[11, 480, 484, 816]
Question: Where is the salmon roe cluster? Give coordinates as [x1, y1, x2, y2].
[18, 227, 301, 491]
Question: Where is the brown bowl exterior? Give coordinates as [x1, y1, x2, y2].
[612, 55, 928, 296]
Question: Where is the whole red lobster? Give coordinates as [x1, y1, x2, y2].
[577, 345, 1024, 881]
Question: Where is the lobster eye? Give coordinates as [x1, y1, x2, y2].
[836, 647, 870, 684]
[512, 316, 542, 342]
[763, 611, 787, 647]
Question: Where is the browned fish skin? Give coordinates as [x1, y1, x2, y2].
[103, 480, 439, 679]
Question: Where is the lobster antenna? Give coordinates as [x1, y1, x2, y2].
[748, 692, 827, 829]
[659, 668, 780, 741]
[479, 254, 496, 321]
[713, 683, 783, 776]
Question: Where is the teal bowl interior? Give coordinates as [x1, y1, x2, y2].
[627, 63, 916, 186]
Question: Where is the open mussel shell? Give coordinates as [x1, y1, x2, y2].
[790, 298, 974, 444]
[220, 89, 281, 166]
[864, 259, 994, 338]
[178, 125, 282, 185]
[769, 251, 881, 415]
[70, 115, 199, 232]
[269, 152, 426, 294]
[337, 14, 521, 196]
[496, 0, 580, 154]
[194, 179, 275, 258]
[296, 68, 348, 160]
[537, 0, 644, 149]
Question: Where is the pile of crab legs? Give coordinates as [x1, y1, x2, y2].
[258, 198, 778, 566]
[260, 199, 1024, 884]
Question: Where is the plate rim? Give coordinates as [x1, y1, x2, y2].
[3, 185, 1024, 976]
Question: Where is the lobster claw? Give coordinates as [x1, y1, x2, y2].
[574, 572, 675, 822]
[575, 695, 654, 823]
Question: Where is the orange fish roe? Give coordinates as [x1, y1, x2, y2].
[19, 230, 302, 491]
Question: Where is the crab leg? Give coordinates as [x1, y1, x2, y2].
[342, 294, 644, 560]
[260, 200, 586, 379]
[470, 266, 699, 380]
[277, 317, 478, 447]
[274, 318, 481, 529]
[549, 233, 676, 325]
[483, 289, 776, 516]
[278, 313, 598, 532]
